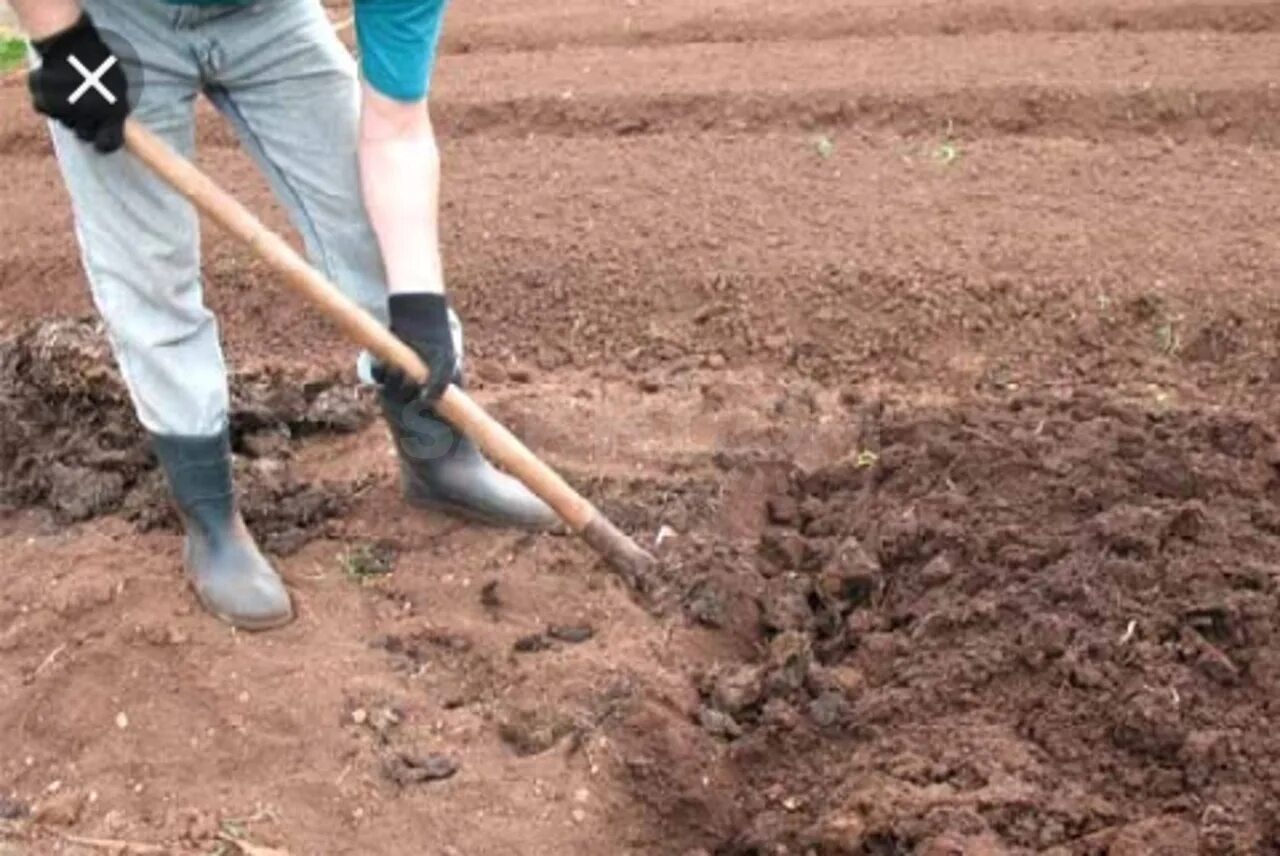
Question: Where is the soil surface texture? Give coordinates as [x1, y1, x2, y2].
[2, 0, 1279, 854]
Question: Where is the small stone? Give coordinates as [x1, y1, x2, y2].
[571, 808, 587, 824]
[698, 706, 743, 740]
[351, 708, 369, 726]
[706, 353, 727, 370]
[709, 664, 764, 716]
[115, 711, 129, 730]
[546, 624, 594, 644]
[918, 553, 955, 587]
[573, 788, 590, 804]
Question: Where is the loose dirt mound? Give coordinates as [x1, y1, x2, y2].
[0, 319, 373, 552]
[632, 389, 1280, 853]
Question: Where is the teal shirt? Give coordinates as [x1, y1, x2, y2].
[354, 0, 449, 102]
[164, 0, 448, 102]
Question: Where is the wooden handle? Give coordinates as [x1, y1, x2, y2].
[122, 119, 655, 577]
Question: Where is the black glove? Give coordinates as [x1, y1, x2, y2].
[28, 14, 131, 153]
[378, 293, 459, 404]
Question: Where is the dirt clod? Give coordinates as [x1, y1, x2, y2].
[806, 691, 848, 729]
[497, 708, 573, 757]
[32, 789, 85, 826]
[0, 797, 29, 821]
[513, 633, 552, 653]
[705, 664, 764, 717]
[625, 389, 1280, 852]
[763, 630, 812, 697]
[0, 319, 372, 553]
[697, 706, 743, 741]
[383, 753, 460, 786]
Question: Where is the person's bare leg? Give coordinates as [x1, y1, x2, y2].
[357, 82, 556, 530]
[358, 84, 444, 297]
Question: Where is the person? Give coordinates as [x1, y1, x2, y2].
[12, 0, 556, 631]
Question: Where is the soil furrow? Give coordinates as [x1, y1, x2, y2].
[439, 0, 1280, 54]
[2, 132, 1276, 392]
[425, 85, 1278, 143]
[4, 32, 1278, 151]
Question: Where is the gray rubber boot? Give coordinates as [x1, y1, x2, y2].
[150, 432, 294, 631]
[380, 376, 558, 531]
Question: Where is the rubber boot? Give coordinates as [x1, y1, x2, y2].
[380, 375, 558, 531]
[150, 432, 294, 631]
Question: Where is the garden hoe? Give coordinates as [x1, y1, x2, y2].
[120, 118, 658, 589]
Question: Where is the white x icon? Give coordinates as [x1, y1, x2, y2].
[67, 53, 119, 106]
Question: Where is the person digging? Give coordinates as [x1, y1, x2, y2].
[12, 0, 555, 630]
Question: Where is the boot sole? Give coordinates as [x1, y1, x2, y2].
[189, 580, 295, 632]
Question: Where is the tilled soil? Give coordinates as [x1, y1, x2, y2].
[2, 0, 1280, 853]
[658, 388, 1280, 852]
[0, 319, 372, 553]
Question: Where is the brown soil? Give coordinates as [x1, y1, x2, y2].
[0, 319, 372, 553]
[3, 0, 1280, 853]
